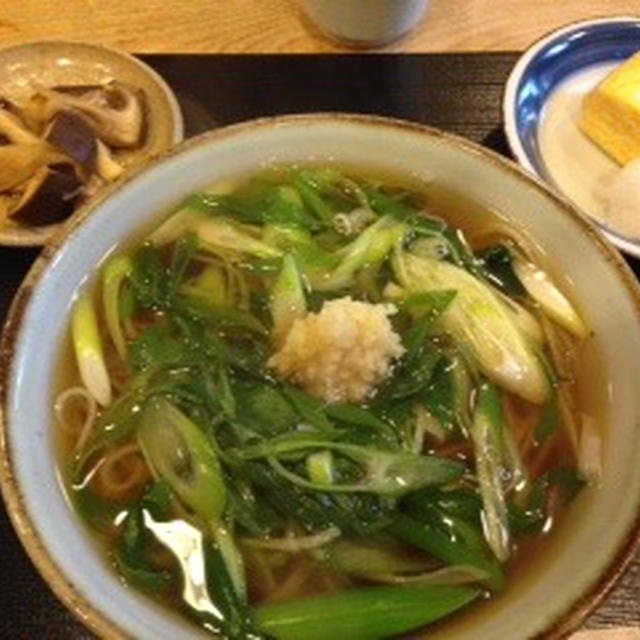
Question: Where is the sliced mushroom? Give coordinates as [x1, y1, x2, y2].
[95, 139, 124, 181]
[9, 162, 81, 226]
[0, 143, 68, 192]
[0, 81, 147, 231]
[44, 110, 97, 175]
[0, 193, 17, 221]
[42, 85, 105, 96]
[80, 173, 105, 201]
[0, 102, 10, 145]
[0, 96, 26, 118]
[0, 106, 41, 145]
[23, 81, 144, 148]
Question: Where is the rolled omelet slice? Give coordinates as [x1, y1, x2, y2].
[580, 53, 640, 166]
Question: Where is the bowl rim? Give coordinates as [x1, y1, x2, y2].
[0, 38, 185, 249]
[1, 112, 639, 640]
[502, 14, 640, 259]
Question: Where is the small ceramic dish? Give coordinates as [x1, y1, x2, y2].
[1, 114, 640, 639]
[0, 40, 183, 247]
[504, 16, 640, 257]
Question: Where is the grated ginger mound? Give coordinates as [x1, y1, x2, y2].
[268, 297, 405, 404]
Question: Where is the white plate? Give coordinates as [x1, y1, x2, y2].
[503, 17, 640, 257]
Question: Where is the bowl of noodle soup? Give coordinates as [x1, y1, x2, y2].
[1, 114, 640, 640]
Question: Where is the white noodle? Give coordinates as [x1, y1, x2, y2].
[366, 564, 489, 586]
[54, 386, 98, 453]
[241, 527, 341, 552]
[97, 442, 146, 496]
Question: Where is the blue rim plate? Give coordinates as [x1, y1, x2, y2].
[503, 16, 640, 257]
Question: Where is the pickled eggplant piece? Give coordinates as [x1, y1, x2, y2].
[9, 162, 80, 226]
[44, 110, 98, 174]
[0, 80, 146, 232]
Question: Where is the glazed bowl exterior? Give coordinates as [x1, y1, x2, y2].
[1, 114, 639, 640]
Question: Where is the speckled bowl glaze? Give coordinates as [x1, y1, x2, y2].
[0, 40, 184, 247]
[1, 115, 639, 640]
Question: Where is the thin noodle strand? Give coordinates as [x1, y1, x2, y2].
[263, 561, 314, 604]
[95, 442, 148, 499]
[54, 386, 98, 453]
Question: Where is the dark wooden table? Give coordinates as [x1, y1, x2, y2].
[0, 53, 638, 639]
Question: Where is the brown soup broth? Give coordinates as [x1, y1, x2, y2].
[54, 165, 604, 638]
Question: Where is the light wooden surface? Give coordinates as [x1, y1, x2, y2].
[0, 0, 636, 53]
